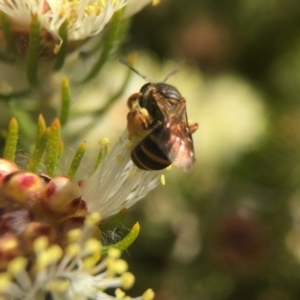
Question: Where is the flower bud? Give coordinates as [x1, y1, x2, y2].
[0, 210, 31, 235]
[43, 176, 82, 214]
[23, 222, 55, 252]
[1, 171, 45, 207]
[0, 234, 21, 270]
[0, 159, 18, 183]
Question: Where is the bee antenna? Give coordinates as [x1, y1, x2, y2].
[119, 58, 151, 83]
[163, 69, 178, 83]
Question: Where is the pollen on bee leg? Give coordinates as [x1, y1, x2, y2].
[116, 155, 125, 163]
[161, 175, 166, 185]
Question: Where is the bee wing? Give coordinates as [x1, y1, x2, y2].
[158, 115, 196, 172]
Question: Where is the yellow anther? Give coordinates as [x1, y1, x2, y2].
[142, 289, 155, 300]
[108, 248, 121, 259]
[85, 212, 101, 226]
[47, 245, 63, 263]
[84, 238, 101, 254]
[67, 229, 82, 243]
[115, 288, 125, 298]
[121, 272, 135, 290]
[7, 257, 27, 275]
[114, 259, 128, 274]
[65, 243, 80, 257]
[82, 256, 98, 270]
[0, 273, 12, 292]
[33, 236, 49, 253]
[160, 174, 166, 185]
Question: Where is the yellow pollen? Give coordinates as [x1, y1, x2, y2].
[36, 252, 52, 270]
[84, 238, 101, 254]
[117, 154, 125, 163]
[114, 259, 128, 274]
[7, 257, 27, 275]
[0, 273, 11, 292]
[67, 229, 82, 242]
[161, 174, 166, 185]
[85, 212, 101, 226]
[82, 256, 98, 270]
[121, 272, 135, 290]
[100, 0, 106, 7]
[108, 248, 121, 259]
[115, 288, 126, 298]
[47, 245, 63, 262]
[33, 236, 49, 253]
[65, 243, 80, 257]
[113, 0, 119, 5]
[142, 289, 155, 300]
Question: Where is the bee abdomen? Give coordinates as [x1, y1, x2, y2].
[131, 130, 171, 171]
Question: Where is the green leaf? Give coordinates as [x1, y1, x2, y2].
[92, 138, 109, 173]
[67, 141, 86, 179]
[60, 77, 71, 126]
[54, 21, 68, 70]
[3, 118, 18, 161]
[27, 13, 40, 86]
[9, 102, 38, 142]
[46, 119, 61, 177]
[101, 222, 140, 254]
[36, 114, 46, 142]
[80, 8, 125, 83]
[0, 11, 17, 55]
[27, 127, 50, 173]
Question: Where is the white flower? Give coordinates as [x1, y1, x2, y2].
[0, 213, 155, 300]
[0, 0, 127, 51]
[82, 131, 164, 220]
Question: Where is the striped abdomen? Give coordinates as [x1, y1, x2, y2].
[131, 126, 171, 170]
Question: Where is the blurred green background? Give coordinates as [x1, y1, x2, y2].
[118, 0, 300, 299]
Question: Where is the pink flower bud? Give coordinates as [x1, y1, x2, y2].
[2, 171, 45, 207]
[0, 159, 18, 183]
[43, 176, 82, 214]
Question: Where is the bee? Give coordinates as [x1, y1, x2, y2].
[120, 59, 198, 172]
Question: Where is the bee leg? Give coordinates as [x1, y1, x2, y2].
[127, 108, 151, 140]
[189, 122, 198, 134]
[127, 93, 142, 109]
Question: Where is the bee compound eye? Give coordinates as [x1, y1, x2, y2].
[164, 87, 181, 101]
[156, 83, 181, 102]
[139, 83, 151, 94]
